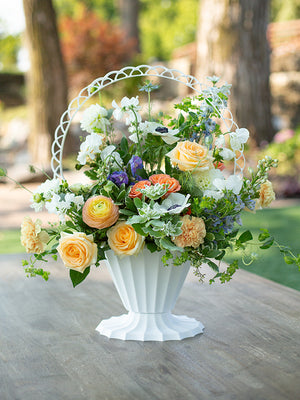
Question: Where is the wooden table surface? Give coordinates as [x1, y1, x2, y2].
[0, 253, 300, 400]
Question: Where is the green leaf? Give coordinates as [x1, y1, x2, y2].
[119, 209, 135, 216]
[133, 197, 142, 209]
[132, 223, 147, 236]
[146, 241, 158, 253]
[116, 189, 126, 202]
[0, 167, 7, 177]
[260, 237, 274, 249]
[206, 260, 219, 271]
[238, 230, 253, 244]
[120, 136, 129, 154]
[283, 256, 295, 265]
[165, 156, 172, 175]
[178, 113, 184, 126]
[159, 238, 182, 252]
[258, 229, 270, 242]
[125, 196, 136, 212]
[70, 267, 90, 288]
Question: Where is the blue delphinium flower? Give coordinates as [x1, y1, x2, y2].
[128, 155, 143, 176]
[107, 171, 129, 187]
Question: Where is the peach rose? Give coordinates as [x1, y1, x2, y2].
[257, 180, 275, 208]
[82, 195, 119, 229]
[166, 141, 211, 172]
[57, 232, 97, 273]
[107, 221, 145, 256]
[149, 174, 181, 198]
[172, 215, 206, 248]
[21, 217, 49, 254]
[129, 180, 152, 199]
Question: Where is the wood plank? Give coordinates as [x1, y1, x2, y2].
[0, 254, 300, 400]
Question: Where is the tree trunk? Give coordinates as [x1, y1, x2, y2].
[119, 0, 140, 53]
[23, 0, 68, 167]
[196, 0, 274, 144]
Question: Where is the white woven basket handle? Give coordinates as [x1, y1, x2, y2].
[50, 64, 241, 180]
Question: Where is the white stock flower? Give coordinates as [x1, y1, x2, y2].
[45, 193, 84, 222]
[215, 135, 225, 148]
[30, 178, 61, 211]
[206, 75, 220, 84]
[101, 145, 123, 168]
[204, 175, 243, 200]
[229, 128, 249, 151]
[112, 96, 142, 125]
[80, 104, 108, 134]
[213, 175, 243, 194]
[220, 148, 235, 161]
[77, 133, 104, 165]
[193, 168, 224, 191]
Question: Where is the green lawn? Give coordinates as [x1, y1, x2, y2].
[0, 230, 24, 254]
[225, 206, 300, 291]
[1, 206, 300, 290]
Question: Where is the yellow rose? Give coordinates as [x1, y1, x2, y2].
[82, 195, 119, 229]
[107, 222, 145, 256]
[166, 141, 211, 172]
[257, 180, 275, 208]
[57, 232, 98, 273]
[21, 217, 49, 254]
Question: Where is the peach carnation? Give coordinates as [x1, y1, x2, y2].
[107, 221, 145, 256]
[172, 215, 206, 249]
[129, 180, 152, 199]
[149, 174, 181, 198]
[57, 232, 97, 273]
[166, 141, 211, 172]
[21, 217, 49, 254]
[82, 195, 119, 229]
[257, 180, 275, 208]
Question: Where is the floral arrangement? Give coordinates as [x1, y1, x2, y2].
[3, 77, 299, 287]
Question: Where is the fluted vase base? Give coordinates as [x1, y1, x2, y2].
[97, 249, 204, 341]
[96, 311, 204, 341]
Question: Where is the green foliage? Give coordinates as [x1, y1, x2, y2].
[271, 0, 300, 22]
[139, 0, 198, 60]
[259, 126, 300, 178]
[0, 32, 21, 71]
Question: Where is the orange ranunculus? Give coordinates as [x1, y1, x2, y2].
[214, 161, 225, 171]
[107, 221, 145, 256]
[166, 141, 211, 172]
[57, 232, 97, 273]
[82, 195, 119, 229]
[129, 180, 152, 199]
[149, 174, 181, 198]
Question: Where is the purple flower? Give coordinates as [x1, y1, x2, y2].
[128, 155, 143, 176]
[108, 171, 129, 187]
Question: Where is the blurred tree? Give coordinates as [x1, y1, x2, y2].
[196, 0, 274, 144]
[23, 0, 68, 166]
[119, 0, 140, 53]
[59, 5, 136, 90]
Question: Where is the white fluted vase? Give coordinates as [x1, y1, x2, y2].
[96, 249, 204, 341]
